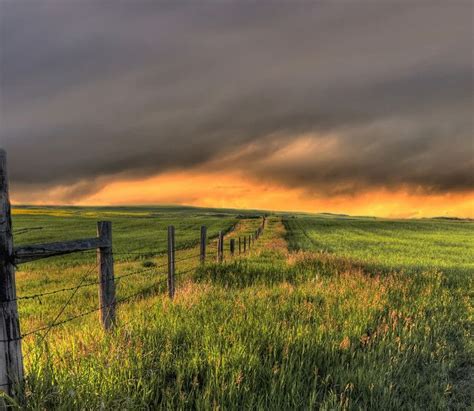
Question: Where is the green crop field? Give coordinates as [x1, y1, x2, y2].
[283, 215, 474, 279]
[3, 207, 473, 410]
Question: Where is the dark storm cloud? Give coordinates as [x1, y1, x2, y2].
[1, 1, 472, 197]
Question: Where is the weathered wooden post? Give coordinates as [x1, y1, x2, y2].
[200, 226, 207, 264]
[167, 226, 175, 299]
[239, 237, 242, 254]
[243, 236, 247, 253]
[97, 221, 116, 330]
[0, 150, 24, 400]
[217, 231, 224, 262]
[230, 239, 235, 256]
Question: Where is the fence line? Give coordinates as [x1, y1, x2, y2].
[0, 149, 267, 401]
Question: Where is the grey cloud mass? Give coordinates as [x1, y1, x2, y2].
[1, 1, 473, 198]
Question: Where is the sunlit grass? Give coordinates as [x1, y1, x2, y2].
[4, 209, 472, 409]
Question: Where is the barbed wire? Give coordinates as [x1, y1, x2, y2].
[13, 227, 44, 236]
[7, 253, 203, 305]
[10, 266, 161, 304]
[17, 260, 102, 353]
[15, 273, 175, 347]
[3, 222, 266, 347]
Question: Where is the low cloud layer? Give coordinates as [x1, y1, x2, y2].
[1, 2, 472, 201]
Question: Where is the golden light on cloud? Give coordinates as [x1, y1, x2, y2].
[14, 170, 472, 219]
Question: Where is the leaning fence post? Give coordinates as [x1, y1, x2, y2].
[200, 226, 207, 264]
[97, 221, 116, 330]
[230, 239, 235, 256]
[167, 226, 175, 299]
[0, 150, 24, 400]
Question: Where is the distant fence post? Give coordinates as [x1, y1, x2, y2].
[217, 231, 224, 262]
[0, 150, 24, 400]
[244, 236, 247, 253]
[200, 226, 207, 264]
[239, 237, 242, 254]
[167, 226, 175, 299]
[97, 221, 116, 330]
[230, 239, 235, 256]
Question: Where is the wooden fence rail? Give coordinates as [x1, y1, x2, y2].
[0, 149, 266, 401]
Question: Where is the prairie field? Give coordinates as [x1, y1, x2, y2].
[4, 207, 473, 410]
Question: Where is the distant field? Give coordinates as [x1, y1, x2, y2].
[13, 205, 253, 263]
[6, 207, 473, 410]
[11, 206, 262, 347]
[284, 215, 474, 278]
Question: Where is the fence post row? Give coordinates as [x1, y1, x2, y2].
[200, 226, 207, 263]
[1, 143, 267, 401]
[97, 221, 116, 330]
[0, 149, 24, 400]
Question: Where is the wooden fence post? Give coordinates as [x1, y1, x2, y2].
[217, 231, 224, 262]
[97, 221, 116, 330]
[244, 236, 247, 253]
[239, 237, 242, 254]
[230, 239, 235, 256]
[167, 226, 175, 299]
[200, 226, 207, 264]
[0, 150, 24, 400]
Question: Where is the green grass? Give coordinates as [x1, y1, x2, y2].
[13, 205, 247, 264]
[3, 208, 472, 410]
[11, 206, 262, 345]
[283, 215, 474, 278]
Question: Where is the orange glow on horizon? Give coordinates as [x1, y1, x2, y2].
[11, 170, 474, 219]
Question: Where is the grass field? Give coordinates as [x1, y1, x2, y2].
[3, 207, 473, 409]
[283, 215, 474, 279]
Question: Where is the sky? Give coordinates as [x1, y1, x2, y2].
[1, 1, 473, 218]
